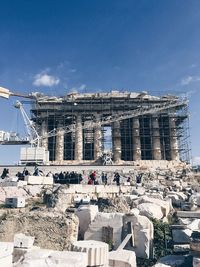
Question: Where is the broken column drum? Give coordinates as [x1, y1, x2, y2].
[72, 240, 109, 267]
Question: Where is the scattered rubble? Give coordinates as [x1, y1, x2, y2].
[0, 209, 78, 250]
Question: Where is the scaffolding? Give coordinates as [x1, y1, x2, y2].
[30, 91, 191, 164]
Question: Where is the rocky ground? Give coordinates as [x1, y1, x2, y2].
[0, 164, 200, 266]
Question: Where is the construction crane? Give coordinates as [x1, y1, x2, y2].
[0, 85, 188, 165]
[0, 86, 33, 99]
[14, 101, 39, 146]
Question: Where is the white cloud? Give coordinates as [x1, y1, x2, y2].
[181, 75, 200, 86]
[33, 73, 60, 87]
[69, 84, 86, 93]
[79, 84, 86, 91]
[70, 68, 77, 73]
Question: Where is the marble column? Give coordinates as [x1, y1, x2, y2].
[94, 114, 102, 161]
[152, 116, 162, 160]
[132, 117, 141, 160]
[41, 120, 48, 151]
[55, 124, 64, 163]
[112, 120, 121, 162]
[75, 114, 83, 161]
[169, 117, 179, 161]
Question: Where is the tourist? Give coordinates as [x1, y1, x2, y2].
[113, 172, 120, 186]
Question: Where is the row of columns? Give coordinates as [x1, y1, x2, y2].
[41, 115, 179, 163]
[111, 116, 179, 162]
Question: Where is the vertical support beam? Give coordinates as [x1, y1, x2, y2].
[112, 120, 121, 162]
[94, 114, 102, 161]
[75, 114, 83, 161]
[132, 117, 141, 160]
[152, 116, 162, 160]
[55, 124, 64, 163]
[169, 117, 179, 160]
[41, 120, 48, 151]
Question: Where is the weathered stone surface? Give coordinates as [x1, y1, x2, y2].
[173, 244, 190, 253]
[153, 263, 170, 267]
[44, 185, 72, 212]
[84, 212, 123, 249]
[190, 193, 200, 206]
[109, 249, 136, 267]
[72, 240, 109, 266]
[157, 255, 185, 267]
[98, 196, 130, 213]
[138, 203, 163, 220]
[0, 209, 78, 250]
[137, 196, 171, 217]
[172, 228, 192, 244]
[75, 205, 99, 239]
[0, 186, 28, 203]
[0, 242, 13, 267]
[124, 213, 153, 259]
[166, 192, 187, 207]
[14, 249, 88, 267]
[14, 233, 35, 249]
[193, 257, 200, 267]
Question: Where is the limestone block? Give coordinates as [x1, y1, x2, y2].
[75, 205, 99, 239]
[77, 185, 94, 194]
[123, 214, 153, 259]
[173, 244, 190, 253]
[82, 195, 91, 204]
[14, 249, 88, 267]
[193, 257, 200, 267]
[0, 242, 13, 267]
[157, 255, 185, 266]
[42, 176, 53, 185]
[0, 186, 28, 203]
[132, 187, 146, 196]
[14, 233, 35, 248]
[72, 240, 109, 267]
[153, 263, 171, 267]
[191, 231, 200, 252]
[138, 196, 171, 216]
[177, 211, 200, 218]
[84, 212, 124, 249]
[25, 176, 44, 185]
[109, 250, 136, 267]
[172, 229, 192, 244]
[190, 193, 200, 207]
[95, 185, 119, 194]
[188, 219, 200, 231]
[5, 197, 26, 208]
[130, 208, 140, 215]
[74, 195, 82, 204]
[17, 181, 28, 187]
[13, 245, 40, 263]
[138, 203, 163, 220]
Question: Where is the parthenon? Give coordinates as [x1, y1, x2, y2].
[31, 91, 189, 165]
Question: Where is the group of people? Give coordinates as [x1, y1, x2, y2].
[53, 171, 83, 184]
[1, 166, 139, 186]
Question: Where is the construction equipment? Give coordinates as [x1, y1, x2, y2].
[0, 85, 188, 165]
[14, 101, 49, 165]
[0, 86, 33, 99]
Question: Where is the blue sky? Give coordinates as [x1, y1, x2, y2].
[0, 0, 200, 164]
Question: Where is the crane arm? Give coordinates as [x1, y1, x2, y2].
[15, 101, 39, 146]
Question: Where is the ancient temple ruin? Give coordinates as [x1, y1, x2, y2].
[31, 91, 190, 165]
